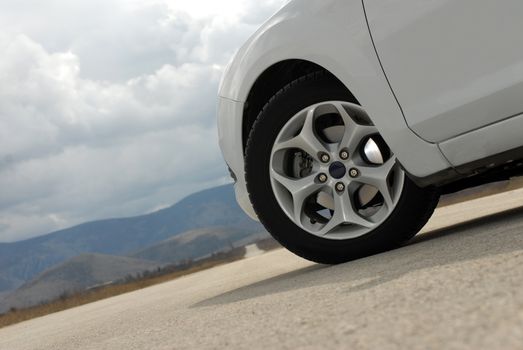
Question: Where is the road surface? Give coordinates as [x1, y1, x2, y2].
[1, 189, 523, 349]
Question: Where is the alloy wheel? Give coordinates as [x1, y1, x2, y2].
[269, 101, 405, 240]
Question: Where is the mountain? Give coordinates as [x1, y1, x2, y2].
[0, 184, 263, 294]
[131, 227, 269, 263]
[0, 253, 161, 312]
[0, 227, 268, 313]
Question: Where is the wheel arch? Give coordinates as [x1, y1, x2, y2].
[242, 59, 359, 151]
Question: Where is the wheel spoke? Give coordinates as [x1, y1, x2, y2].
[273, 108, 329, 160]
[319, 190, 374, 235]
[357, 156, 397, 209]
[270, 169, 322, 223]
[333, 103, 377, 154]
[336, 191, 375, 228]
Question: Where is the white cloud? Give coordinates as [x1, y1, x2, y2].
[0, 0, 287, 241]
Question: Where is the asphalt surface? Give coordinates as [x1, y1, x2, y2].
[1, 189, 523, 350]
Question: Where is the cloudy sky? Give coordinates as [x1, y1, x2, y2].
[0, 0, 287, 242]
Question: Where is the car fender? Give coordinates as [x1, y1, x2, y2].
[219, 0, 451, 179]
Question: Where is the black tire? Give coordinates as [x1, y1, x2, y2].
[245, 71, 440, 264]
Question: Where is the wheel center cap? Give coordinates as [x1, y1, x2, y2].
[329, 161, 346, 179]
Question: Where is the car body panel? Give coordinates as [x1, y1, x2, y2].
[364, 0, 523, 143]
[217, 96, 257, 219]
[218, 0, 523, 219]
[440, 112, 523, 169]
[218, 0, 452, 218]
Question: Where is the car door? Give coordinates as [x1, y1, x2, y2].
[363, 0, 523, 143]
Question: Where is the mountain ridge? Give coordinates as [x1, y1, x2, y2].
[0, 184, 263, 293]
[0, 253, 162, 312]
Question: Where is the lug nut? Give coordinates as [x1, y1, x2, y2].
[318, 173, 328, 183]
[335, 182, 345, 192]
[339, 150, 349, 160]
[320, 153, 330, 163]
[349, 168, 359, 178]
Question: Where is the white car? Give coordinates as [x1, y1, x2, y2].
[217, 0, 523, 264]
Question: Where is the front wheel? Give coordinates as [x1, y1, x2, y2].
[245, 71, 439, 264]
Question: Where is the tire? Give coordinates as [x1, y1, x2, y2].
[245, 71, 440, 264]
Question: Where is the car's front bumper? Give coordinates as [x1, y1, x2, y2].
[217, 96, 258, 220]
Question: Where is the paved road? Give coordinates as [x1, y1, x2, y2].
[2, 189, 523, 350]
